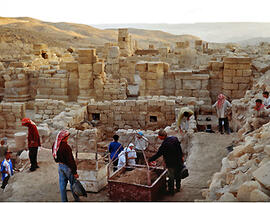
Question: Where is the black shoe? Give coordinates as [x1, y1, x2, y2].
[29, 167, 36, 172]
[166, 190, 174, 196]
[35, 165, 39, 169]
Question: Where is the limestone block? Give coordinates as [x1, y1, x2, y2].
[232, 90, 245, 98]
[78, 48, 96, 57]
[108, 46, 120, 58]
[233, 77, 250, 84]
[223, 83, 238, 90]
[164, 79, 175, 89]
[94, 79, 104, 89]
[79, 79, 91, 89]
[174, 79, 182, 90]
[37, 88, 52, 95]
[78, 56, 93, 64]
[250, 189, 270, 201]
[223, 69, 235, 77]
[93, 62, 104, 75]
[146, 79, 163, 90]
[238, 83, 249, 90]
[52, 88, 67, 95]
[192, 90, 209, 98]
[237, 181, 261, 201]
[5, 80, 29, 88]
[146, 72, 158, 80]
[78, 64, 93, 75]
[218, 192, 237, 201]
[65, 62, 78, 72]
[224, 57, 251, 64]
[183, 80, 201, 90]
[223, 76, 233, 83]
[253, 161, 270, 189]
[243, 69, 252, 77]
[175, 89, 192, 97]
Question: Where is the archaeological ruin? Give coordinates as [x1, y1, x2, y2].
[1, 23, 270, 202]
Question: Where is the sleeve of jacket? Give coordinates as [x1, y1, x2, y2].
[65, 145, 77, 175]
[148, 143, 164, 162]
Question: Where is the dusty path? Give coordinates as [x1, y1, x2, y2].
[0, 132, 234, 202]
[162, 132, 234, 201]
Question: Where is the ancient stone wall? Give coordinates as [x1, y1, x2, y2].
[223, 57, 252, 99]
[0, 102, 25, 136]
[87, 96, 177, 134]
[118, 28, 133, 57]
[34, 99, 67, 123]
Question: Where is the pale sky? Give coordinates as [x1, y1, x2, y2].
[1, 0, 270, 24]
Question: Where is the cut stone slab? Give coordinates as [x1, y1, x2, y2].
[253, 161, 270, 189]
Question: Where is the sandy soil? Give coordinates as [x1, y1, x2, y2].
[0, 132, 234, 202]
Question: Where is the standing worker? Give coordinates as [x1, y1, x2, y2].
[212, 94, 232, 134]
[52, 130, 80, 202]
[1, 149, 13, 190]
[108, 134, 123, 171]
[134, 132, 149, 165]
[21, 118, 40, 172]
[177, 107, 194, 134]
[148, 129, 184, 195]
[117, 143, 137, 169]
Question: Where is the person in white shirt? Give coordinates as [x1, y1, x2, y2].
[212, 94, 232, 134]
[117, 143, 137, 169]
[1, 150, 13, 189]
[134, 132, 149, 165]
[263, 91, 270, 109]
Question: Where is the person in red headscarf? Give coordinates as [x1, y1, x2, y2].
[21, 118, 40, 171]
[52, 130, 79, 202]
[212, 94, 232, 134]
[243, 99, 270, 134]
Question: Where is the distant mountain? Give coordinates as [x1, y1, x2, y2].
[93, 22, 270, 44]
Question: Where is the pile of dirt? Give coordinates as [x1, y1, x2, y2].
[114, 168, 159, 185]
[77, 159, 105, 170]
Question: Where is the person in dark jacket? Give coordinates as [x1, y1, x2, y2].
[108, 134, 123, 171]
[22, 118, 41, 172]
[148, 129, 184, 195]
[52, 130, 79, 202]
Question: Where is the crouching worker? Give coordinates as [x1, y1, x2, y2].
[177, 107, 194, 134]
[1, 150, 13, 190]
[52, 130, 80, 202]
[148, 129, 184, 196]
[243, 99, 270, 134]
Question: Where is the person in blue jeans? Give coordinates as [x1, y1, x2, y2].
[52, 130, 79, 202]
[108, 134, 123, 171]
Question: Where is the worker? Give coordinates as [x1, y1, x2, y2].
[21, 118, 41, 172]
[148, 129, 184, 196]
[134, 132, 149, 165]
[117, 143, 137, 169]
[1, 149, 13, 190]
[177, 107, 194, 134]
[212, 94, 232, 134]
[263, 91, 270, 109]
[243, 99, 270, 134]
[108, 134, 123, 171]
[52, 130, 79, 202]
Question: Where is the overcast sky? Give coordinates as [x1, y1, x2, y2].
[1, 0, 270, 24]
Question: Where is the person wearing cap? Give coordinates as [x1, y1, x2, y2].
[177, 107, 194, 134]
[134, 132, 149, 165]
[263, 91, 270, 109]
[148, 129, 184, 196]
[108, 134, 123, 171]
[117, 143, 137, 169]
[1, 150, 13, 189]
[212, 94, 232, 134]
[21, 118, 41, 172]
[52, 130, 79, 202]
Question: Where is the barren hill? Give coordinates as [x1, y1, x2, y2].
[0, 17, 200, 57]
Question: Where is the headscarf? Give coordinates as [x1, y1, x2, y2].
[217, 94, 226, 109]
[254, 103, 264, 111]
[52, 130, 70, 159]
[21, 118, 36, 126]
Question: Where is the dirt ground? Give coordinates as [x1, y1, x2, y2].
[0, 132, 234, 202]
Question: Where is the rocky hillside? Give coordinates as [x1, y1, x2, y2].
[0, 17, 200, 57]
